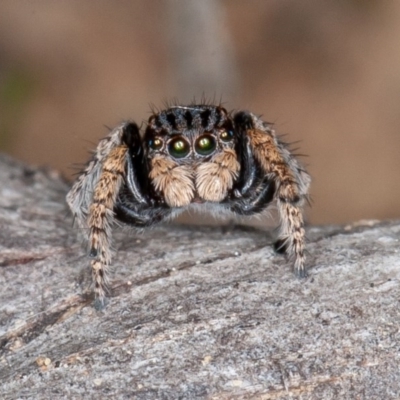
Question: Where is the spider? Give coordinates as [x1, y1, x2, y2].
[67, 104, 311, 305]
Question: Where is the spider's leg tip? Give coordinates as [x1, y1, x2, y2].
[295, 268, 308, 279]
[93, 296, 108, 311]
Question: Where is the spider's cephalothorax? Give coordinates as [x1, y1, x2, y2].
[67, 104, 311, 304]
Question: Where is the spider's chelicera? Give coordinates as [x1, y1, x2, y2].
[67, 104, 311, 304]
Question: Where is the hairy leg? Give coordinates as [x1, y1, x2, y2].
[234, 111, 310, 277]
[88, 144, 128, 301]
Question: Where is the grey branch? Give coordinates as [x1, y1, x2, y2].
[0, 153, 399, 399]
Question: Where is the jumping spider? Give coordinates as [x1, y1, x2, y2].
[67, 104, 311, 304]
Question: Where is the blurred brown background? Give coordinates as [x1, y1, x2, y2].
[1, 0, 399, 225]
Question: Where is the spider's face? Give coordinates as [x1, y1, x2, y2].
[144, 105, 241, 207]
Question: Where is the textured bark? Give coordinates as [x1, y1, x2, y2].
[0, 153, 399, 399]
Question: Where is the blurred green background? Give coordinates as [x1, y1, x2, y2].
[1, 0, 399, 225]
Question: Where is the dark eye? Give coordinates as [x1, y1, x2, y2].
[149, 137, 163, 150]
[195, 135, 216, 156]
[168, 137, 190, 158]
[220, 130, 234, 142]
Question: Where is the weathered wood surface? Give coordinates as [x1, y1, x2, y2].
[0, 153, 399, 399]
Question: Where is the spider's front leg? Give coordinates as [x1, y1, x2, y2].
[86, 124, 142, 303]
[227, 120, 276, 216]
[233, 111, 311, 277]
[67, 123, 132, 303]
[67, 123, 168, 305]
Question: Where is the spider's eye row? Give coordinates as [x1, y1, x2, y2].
[195, 135, 216, 156]
[168, 137, 190, 158]
[220, 130, 234, 142]
[149, 137, 163, 150]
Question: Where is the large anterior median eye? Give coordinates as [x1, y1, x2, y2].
[195, 135, 216, 156]
[168, 137, 190, 158]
